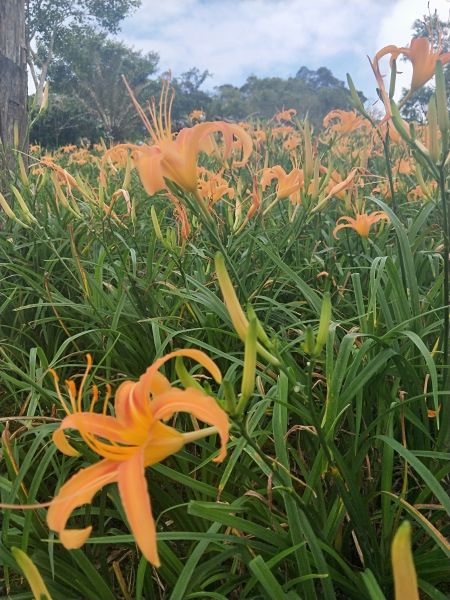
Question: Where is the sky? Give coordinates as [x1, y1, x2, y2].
[118, 0, 450, 101]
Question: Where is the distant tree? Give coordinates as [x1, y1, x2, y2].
[400, 10, 450, 122]
[30, 94, 104, 147]
[209, 84, 248, 120]
[42, 27, 158, 140]
[296, 66, 345, 89]
[170, 68, 212, 126]
[26, 0, 141, 103]
[209, 68, 360, 125]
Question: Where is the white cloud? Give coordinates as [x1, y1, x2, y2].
[120, 0, 392, 89]
[119, 0, 450, 99]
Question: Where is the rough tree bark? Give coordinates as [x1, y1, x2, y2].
[0, 0, 27, 185]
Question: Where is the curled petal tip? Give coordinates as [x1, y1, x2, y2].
[60, 526, 93, 549]
[53, 429, 80, 457]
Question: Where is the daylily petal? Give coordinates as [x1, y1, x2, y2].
[333, 221, 355, 239]
[135, 349, 222, 404]
[57, 412, 129, 443]
[53, 428, 80, 457]
[228, 123, 253, 167]
[143, 421, 184, 466]
[117, 450, 160, 567]
[47, 459, 118, 543]
[151, 388, 229, 462]
[60, 527, 93, 549]
[114, 380, 135, 426]
[261, 166, 286, 189]
[161, 135, 199, 192]
[114, 378, 155, 434]
[135, 147, 165, 195]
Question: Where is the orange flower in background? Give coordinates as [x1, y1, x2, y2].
[333, 210, 389, 239]
[325, 169, 356, 200]
[271, 125, 295, 138]
[274, 108, 297, 122]
[261, 165, 304, 204]
[60, 144, 78, 154]
[378, 120, 407, 145]
[169, 193, 191, 241]
[197, 168, 235, 206]
[375, 37, 450, 96]
[47, 350, 229, 567]
[38, 158, 80, 190]
[189, 109, 206, 122]
[252, 129, 267, 147]
[323, 110, 367, 135]
[283, 134, 301, 151]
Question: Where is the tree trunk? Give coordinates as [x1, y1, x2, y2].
[0, 0, 27, 185]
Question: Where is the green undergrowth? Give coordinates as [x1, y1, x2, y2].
[0, 152, 449, 599]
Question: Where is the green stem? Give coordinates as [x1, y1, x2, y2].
[439, 166, 449, 375]
[382, 127, 397, 212]
[438, 164, 450, 449]
[186, 190, 246, 294]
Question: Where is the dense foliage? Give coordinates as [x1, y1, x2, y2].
[1, 60, 450, 598]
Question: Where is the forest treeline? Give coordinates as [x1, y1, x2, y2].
[31, 27, 364, 146]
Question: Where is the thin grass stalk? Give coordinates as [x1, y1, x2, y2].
[382, 127, 397, 212]
[438, 163, 450, 449]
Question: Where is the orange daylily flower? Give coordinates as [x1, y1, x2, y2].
[323, 110, 367, 135]
[312, 168, 358, 212]
[333, 210, 389, 239]
[197, 168, 235, 206]
[38, 158, 79, 189]
[60, 144, 78, 154]
[324, 169, 357, 201]
[122, 77, 252, 195]
[189, 109, 206, 122]
[47, 350, 229, 567]
[274, 108, 297, 122]
[271, 125, 295, 138]
[252, 129, 267, 147]
[168, 193, 191, 242]
[375, 37, 450, 96]
[260, 165, 303, 204]
[283, 134, 301, 151]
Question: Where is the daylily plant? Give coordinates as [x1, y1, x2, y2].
[260, 165, 304, 205]
[47, 349, 229, 567]
[323, 109, 367, 135]
[374, 37, 450, 100]
[122, 77, 253, 195]
[333, 210, 389, 239]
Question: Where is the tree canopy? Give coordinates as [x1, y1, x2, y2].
[41, 27, 158, 140]
[209, 69, 361, 124]
[26, 0, 141, 102]
[400, 10, 450, 121]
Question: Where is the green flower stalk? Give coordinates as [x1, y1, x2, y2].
[235, 317, 257, 416]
